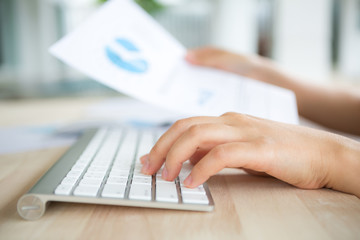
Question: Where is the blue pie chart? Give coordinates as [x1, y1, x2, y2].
[105, 38, 148, 73]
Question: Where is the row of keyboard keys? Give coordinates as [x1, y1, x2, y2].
[54, 129, 108, 196]
[128, 131, 154, 201]
[73, 129, 122, 197]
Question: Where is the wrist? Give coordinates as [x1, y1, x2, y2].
[246, 56, 287, 86]
[326, 135, 360, 198]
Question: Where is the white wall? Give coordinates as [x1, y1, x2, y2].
[273, 0, 332, 81]
[12, 0, 98, 87]
[338, 0, 360, 78]
[211, 0, 258, 54]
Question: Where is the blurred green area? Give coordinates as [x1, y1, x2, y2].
[98, 0, 164, 13]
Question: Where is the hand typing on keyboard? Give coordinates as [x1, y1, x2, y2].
[140, 113, 360, 199]
[52, 127, 212, 211]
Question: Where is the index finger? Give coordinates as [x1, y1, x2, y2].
[141, 116, 220, 175]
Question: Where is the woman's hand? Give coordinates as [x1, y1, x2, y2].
[141, 113, 360, 197]
[185, 47, 277, 84]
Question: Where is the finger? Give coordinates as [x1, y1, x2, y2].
[163, 123, 242, 181]
[145, 116, 221, 175]
[140, 154, 148, 164]
[186, 47, 228, 68]
[186, 48, 255, 77]
[189, 149, 208, 165]
[183, 142, 269, 188]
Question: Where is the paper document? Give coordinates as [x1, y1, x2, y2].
[50, 0, 298, 124]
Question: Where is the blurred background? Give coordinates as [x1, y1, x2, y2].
[0, 0, 359, 99]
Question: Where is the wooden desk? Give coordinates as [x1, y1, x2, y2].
[1, 97, 360, 239]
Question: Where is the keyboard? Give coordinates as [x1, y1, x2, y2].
[17, 127, 214, 220]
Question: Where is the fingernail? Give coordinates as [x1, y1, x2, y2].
[161, 166, 169, 180]
[183, 175, 193, 187]
[141, 158, 150, 174]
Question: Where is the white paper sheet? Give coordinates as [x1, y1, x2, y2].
[50, 0, 299, 124]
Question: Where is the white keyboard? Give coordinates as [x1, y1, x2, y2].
[18, 127, 214, 220]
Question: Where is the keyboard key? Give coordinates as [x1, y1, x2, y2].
[133, 170, 151, 178]
[156, 176, 174, 184]
[66, 170, 82, 178]
[78, 178, 103, 187]
[55, 184, 73, 195]
[71, 163, 87, 171]
[156, 182, 178, 203]
[136, 131, 154, 160]
[76, 158, 93, 167]
[133, 164, 143, 171]
[73, 185, 99, 197]
[114, 130, 138, 164]
[109, 170, 130, 178]
[87, 166, 108, 173]
[178, 162, 193, 182]
[101, 184, 126, 198]
[129, 184, 152, 201]
[83, 172, 105, 179]
[182, 193, 209, 205]
[61, 176, 78, 186]
[132, 176, 152, 185]
[107, 176, 128, 185]
[180, 186, 206, 195]
[111, 165, 132, 173]
[90, 161, 111, 167]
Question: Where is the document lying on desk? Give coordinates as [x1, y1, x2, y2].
[50, 0, 298, 124]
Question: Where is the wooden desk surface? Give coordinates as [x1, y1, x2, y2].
[1, 97, 360, 240]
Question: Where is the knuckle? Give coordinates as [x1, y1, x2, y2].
[187, 124, 203, 138]
[222, 112, 252, 125]
[221, 112, 237, 118]
[234, 113, 249, 122]
[172, 118, 189, 131]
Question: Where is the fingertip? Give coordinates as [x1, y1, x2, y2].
[183, 174, 193, 188]
[140, 154, 159, 175]
[161, 166, 169, 180]
[140, 154, 149, 164]
[185, 51, 197, 64]
[140, 157, 151, 175]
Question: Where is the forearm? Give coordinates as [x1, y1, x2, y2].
[253, 59, 360, 135]
[296, 85, 360, 134]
